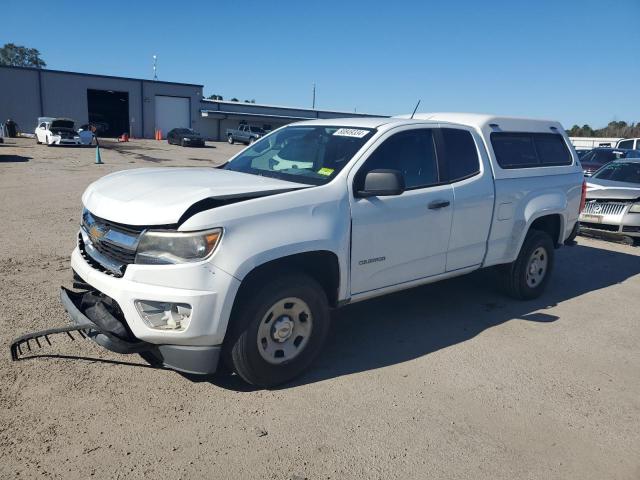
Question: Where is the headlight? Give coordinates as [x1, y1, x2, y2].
[135, 228, 222, 265]
[183, 137, 190, 141]
[629, 203, 640, 213]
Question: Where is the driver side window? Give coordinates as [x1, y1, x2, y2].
[356, 129, 438, 190]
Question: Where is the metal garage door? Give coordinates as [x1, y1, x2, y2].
[155, 96, 189, 137]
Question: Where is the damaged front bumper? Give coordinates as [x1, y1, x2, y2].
[10, 287, 221, 376]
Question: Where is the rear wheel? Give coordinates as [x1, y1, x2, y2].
[226, 272, 330, 387]
[36, 136, 41, 144]
[564, 222, 579, 245]
[228, 135, 234, 144]
[500, 230, 555, 300]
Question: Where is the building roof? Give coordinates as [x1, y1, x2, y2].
[0, 65, 203, 88]
[200, 98, 384, 117]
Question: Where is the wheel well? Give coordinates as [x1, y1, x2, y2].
[237, 251, 341, 307]
[529, 214, 562, 246]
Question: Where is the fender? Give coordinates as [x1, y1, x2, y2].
[509, 191, 567, 262]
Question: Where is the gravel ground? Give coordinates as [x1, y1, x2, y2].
[1, 137, 639, 480]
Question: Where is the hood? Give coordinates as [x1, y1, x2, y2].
[51, 119, 75, 129]
[586, 179, 640, 200]
[82, 167, 309, 226]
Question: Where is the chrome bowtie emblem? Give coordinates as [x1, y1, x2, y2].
[89, 223, 109, 239]
[593, 205, 602, 213]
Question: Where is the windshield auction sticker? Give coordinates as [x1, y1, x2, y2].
[317, 167, 334, 176]
[333, 128, 369, 138]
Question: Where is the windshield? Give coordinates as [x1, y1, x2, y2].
[581, 149, 620, 165]
[223, 125, 376, 185]
[593, 162, 640, 184]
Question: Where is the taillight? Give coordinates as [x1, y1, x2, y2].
[579, 180, 587, 212]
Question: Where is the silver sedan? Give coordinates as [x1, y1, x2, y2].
[579, 158, 640, 240]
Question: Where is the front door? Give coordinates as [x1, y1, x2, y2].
[349, 127, 454, 295]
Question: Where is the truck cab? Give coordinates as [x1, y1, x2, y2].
[62, 113, 584, 386]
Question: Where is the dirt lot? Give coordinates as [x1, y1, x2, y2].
[1, 137, 639, 479]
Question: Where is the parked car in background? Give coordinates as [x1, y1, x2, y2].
[35, 118, 82, 146]
[579, 159, 640, 241]
[616, 138, 640, 150]
[44, 113, 584, 387]
[575, 148, 591, 158]
[579, 147, 640, 176]
[167, 128, 205, 147]
[226, 124, 266, 145]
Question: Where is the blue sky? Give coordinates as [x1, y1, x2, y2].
[3, 0, 639, 128]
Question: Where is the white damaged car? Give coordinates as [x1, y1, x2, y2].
[35, 118, 82, 146]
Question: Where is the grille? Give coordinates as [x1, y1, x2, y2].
[582, 201, 628, 216]
[91, 237, 136, 265]
[80, 211, 143, 275]
[622, 226, 640, 233]
[580, 222, 620, 232]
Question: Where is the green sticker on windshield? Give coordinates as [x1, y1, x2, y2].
[318, 168, 334, 176]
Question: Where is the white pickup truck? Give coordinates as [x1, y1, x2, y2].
[55, 113, 584, 386]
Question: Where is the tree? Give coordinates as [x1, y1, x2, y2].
[581, 124, 594, 137]
[230, 98, 239, 102]
[207, 94, 223, 101]
[0, 43, 46, 68]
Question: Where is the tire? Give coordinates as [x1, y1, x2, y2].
[228, 135, 234, 144]
[226, 271, 330, 387]
[180, 139, 185, 147]
[564, 222, 579, 245]
[36, 136, 41, 145]
[500, 229, 555, 300]
[249, 137, 255, 145]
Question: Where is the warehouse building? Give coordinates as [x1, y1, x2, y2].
[0, 65, 203, 138]
[0, 65, 382, 140]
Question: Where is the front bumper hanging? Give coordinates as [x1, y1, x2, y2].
[10, 287, 222, 376]
[10, 287, 153, 361]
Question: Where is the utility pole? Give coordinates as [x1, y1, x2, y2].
[153, 55, 158, 81]
[312, 83, 316, 109]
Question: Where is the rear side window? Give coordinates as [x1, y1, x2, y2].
[440, 128, 480, 181]
[491, 132, 572, 169]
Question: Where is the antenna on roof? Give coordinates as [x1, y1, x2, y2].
[410, 99, 421, 119]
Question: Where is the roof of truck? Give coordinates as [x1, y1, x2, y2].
[296, 113, 565, 132]
[396, 112, 564, 132]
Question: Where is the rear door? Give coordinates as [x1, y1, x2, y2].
[437, 127, 494, 271]
[349, 127, 454, 295]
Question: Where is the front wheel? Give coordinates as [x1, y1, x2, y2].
[227, 135, 234, 144]
[500, 230, 555, 300]
[249, 137, 255, 145]
[226, 272, 330, 387]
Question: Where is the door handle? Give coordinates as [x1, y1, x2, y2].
[428, 199, 450, 210]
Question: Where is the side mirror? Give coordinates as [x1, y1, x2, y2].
[357, 169, 405, 197]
